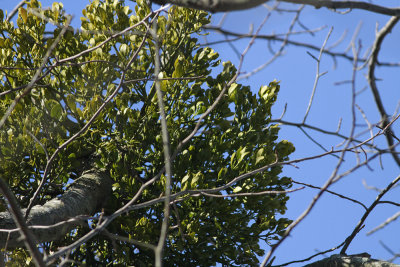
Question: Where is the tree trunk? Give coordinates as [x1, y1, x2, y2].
[0, 170, 112, 249]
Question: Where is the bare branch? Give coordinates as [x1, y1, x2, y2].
[0, 179, 45, 266]
[340, 174, 400, 254]
[238, 5, 302, 80]
[367, 211, 400, 236]
[152, 0, 268, 12]
[303, 27, 332, 123]
[103, 230, 156, 251]
[291, 180, 367, 210]
[367, 16, 400, 166]
[203, 25, 400, 67]
[272, 240, 346, 267]
[260, 38, 363, 267]
[278, 0, 400, 17]
[153, 0, 400, 16]
[199, 187, 304, 198]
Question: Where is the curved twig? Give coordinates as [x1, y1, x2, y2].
[367, 16, 400, 166]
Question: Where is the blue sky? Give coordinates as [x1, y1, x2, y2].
[217, 5, 400, 265]
[1, 0, 400, 265]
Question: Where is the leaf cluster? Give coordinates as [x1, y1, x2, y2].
[0, 0, 294, 266]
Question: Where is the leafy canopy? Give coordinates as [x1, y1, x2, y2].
[0, 0, 294, 265]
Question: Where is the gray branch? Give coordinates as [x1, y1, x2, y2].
[0, 170, 112, 249]
[151, 0, 268, 12]
[304, 254, 399, 267]
[152, 0, 400, 16]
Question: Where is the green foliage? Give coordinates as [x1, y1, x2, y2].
[0, 0, 295, 266]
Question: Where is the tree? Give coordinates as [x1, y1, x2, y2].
[1, 0, 400, 266]
[0, 0, 295, 266]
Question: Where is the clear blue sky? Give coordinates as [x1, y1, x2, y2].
[1, 0, 399, 265]
[215, 5, 400, 265]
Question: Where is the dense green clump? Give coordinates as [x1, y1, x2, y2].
[0, 0, 294, 265]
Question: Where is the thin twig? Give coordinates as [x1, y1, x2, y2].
[199, 187, 304, 198]
[303, 27, 332, 123]
[103, 230, 156, 251]
[291, 180, 367, 210]
[260, 35, 362, 267]
[272, 240, 346, 267]
[238, 5, 302, 80]
[367, 211, 400, 235]
[202, 25, 400, 68]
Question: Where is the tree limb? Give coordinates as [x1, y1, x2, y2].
[279, 0, 400, 16]
[0, 170, 112, 249]
[367, 16, 400, 167]
[152, 0, 400, 16]
[0, 179, 45, 266]
[152, 0, 268, 12]
[304, 254, 399, 267]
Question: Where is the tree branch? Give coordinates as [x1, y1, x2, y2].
[0, 170, 112, 249]
[340, 174, 400, 254]
[203, 25, 400, 67]
[367, 16, 400, 166]
[152, 0, 268, 12]
[0, 179, 45, 266]
[279, 0, 400, 17]
[153, 0, 400, 16]
[304, 254, 399, 267]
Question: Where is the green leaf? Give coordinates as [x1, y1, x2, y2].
[172, 57, 184, 78]
[237, 147, 249, 163]
[66, 95, 76, 111]
[191, 172, 201, 187]
[123, 6, 130, 15]
[233, 186, 242, 193]
[230, 151, 236, 167]
[160, 80, 168, 92]
[120, 44, 128, 55]
[50, 102, 63, 119]
[182, 174, 190, 184]
[96, 48, 103, 56]
[255, 148, 265, 164]
[19, 7, 27, 23]
[0, 2, 293, 265]
[228, 83, 238, 102]
[217, 168, 227, 180]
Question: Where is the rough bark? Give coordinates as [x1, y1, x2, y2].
[152, 0, 400, 16]
[151, 0, 268, 12]
[304, 254, 399, 267]
[0, 170, 112, 249]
